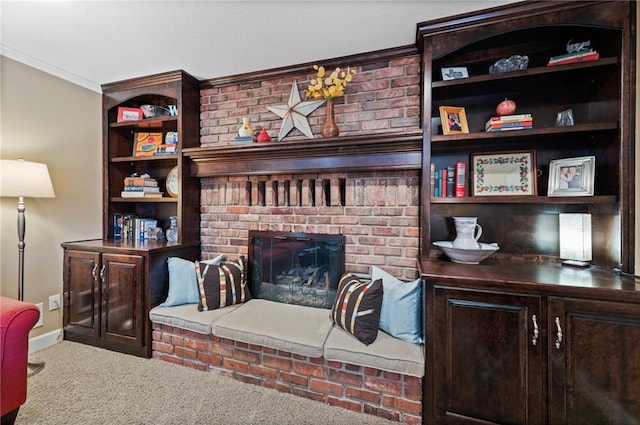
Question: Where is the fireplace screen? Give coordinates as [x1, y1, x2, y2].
[248, 231, 345, 309]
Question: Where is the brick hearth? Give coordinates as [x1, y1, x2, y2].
[153, 323, 423, 424]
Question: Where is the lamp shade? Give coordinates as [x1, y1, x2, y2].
[0, 159, 55, 198]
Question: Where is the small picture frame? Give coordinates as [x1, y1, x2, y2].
[441, 67, 469, 81]
[117, 107, 144, 123]
[439, 106, 469, 135]
[471, 150, 537, 196]
[547, 156, 595, 196]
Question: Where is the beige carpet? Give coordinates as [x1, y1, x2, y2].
[17, 341, 396, 425]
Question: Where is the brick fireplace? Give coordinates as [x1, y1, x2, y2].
[194, 48, 424, 279]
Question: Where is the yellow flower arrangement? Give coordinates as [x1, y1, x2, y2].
[305, 65, 357, 100]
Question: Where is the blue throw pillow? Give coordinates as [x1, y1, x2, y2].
[372, 266, 423, 344]
[161, 256, 224, 307]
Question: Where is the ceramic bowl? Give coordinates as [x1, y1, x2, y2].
[433, 241, 500, 264]
[140, 104, 171, 118]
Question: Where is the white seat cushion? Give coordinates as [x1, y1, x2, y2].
[149, 303, 241, 335]
[212, 299, 333, 357]
[324, 326, 425, 377]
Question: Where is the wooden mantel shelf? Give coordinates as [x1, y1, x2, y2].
[183, 130, 424, 177]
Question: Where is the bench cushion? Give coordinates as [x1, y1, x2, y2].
[149, 303, 241, 334]
[324, 326, 425, 377]
[212, 299, 332, 357]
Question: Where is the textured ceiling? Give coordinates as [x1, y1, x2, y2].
[1, 1, 515, 92]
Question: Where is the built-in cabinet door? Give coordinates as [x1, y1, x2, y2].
[548, 297, 640, 424]
[432, 285, 544, 425]
[100, 253, 144, 347]
[63, 249, 100, 337]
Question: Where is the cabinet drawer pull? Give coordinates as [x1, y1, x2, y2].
[91, 264, 99, 280]
[99, 265, 106, 282]
[555, 317, 563, 349]
[531, 314, 539, 346]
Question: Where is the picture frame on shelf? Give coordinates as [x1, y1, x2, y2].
[471, 150, 537, 196]
[441, 67, 469, 81]
[117, 107, 144, 123]
[547, 156, 595, 197]
[439, 106, 469, 135]
[133, 132, 163, 157]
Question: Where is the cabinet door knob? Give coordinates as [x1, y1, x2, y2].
[555, 316, 563, 349]
[99, 265, 106, 282]
[91, 264, 99, 281]
[531, 314, 539, 346]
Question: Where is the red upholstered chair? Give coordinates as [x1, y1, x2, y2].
[0, 297, 40, 425]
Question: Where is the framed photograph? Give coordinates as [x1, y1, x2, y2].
[547, 156, 595, 196]
[441, 67, 469, 81]
[471, 150, 537, 196]
[439, 106, 469, 135]
[117, 107, 144, 123]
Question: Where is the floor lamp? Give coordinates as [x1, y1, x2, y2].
[0, 158, 56, 376]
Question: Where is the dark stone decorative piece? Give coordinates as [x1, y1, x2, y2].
[489, 55, 529, 74]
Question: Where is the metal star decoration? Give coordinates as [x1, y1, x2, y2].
[267, 81, 325, 140]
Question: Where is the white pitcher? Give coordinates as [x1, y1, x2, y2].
[452, 217, 482, 249]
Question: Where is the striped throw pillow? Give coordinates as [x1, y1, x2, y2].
[196, 256, 251, 312]
[330, 273, 383, 345]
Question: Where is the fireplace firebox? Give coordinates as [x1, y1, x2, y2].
[248, 231, 346, 309]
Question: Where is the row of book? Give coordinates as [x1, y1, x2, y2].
[113, 213, 159, 241]
[121, 175, 163, 198]
[547, 48, 600, 67]
[485, 113, 533, 132]
[431, 162, 466, 198]
[133, 132, 178, 157]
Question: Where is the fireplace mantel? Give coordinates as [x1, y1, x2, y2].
[183, 130, 423, 177]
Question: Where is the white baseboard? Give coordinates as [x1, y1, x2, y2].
[29, 328, 63, 354]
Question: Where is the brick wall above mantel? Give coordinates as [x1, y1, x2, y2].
[198, 46, 421, 146]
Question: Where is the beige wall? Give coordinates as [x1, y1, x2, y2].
[0, 57, 102, 340]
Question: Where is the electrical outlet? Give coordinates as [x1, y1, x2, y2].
[35, 302, 44, 327]
[49, 294, 61, 311]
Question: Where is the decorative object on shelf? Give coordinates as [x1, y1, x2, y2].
[117, 107, 143, 123]
[547, 40, 599, 67]
[439, 106, 469, 135]
[256, 128, 272, 143]
[496, 98, 516, 116]
[166, 216, 178, 243]
[305, 64, 357, 138]
[148, 227, 164, 241]
[555, 108, 574, 126]
[567, 39, 591, 54]
[167, 105, 178, 116]
[432, 241, 499, 264]
[139, 104, 171, 119]
[452, 217, 483, 250]
[471, 150, 536, 196]
[238, 117, 254, 138]
[133, 132, 163, 157]
[322, 99, 339, 138]
[489, 55, 529, 74]
[485, 113, 533, 132]
[165, 166, 179, 198]
[559, 213, 592, 268]
[441, 67, 469, 81]
[547, 156, 595, 197]
[267, 81, 324, 140]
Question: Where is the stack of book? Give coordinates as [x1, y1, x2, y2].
[153, 132, 178, 155]
[485, 114, 533, 132]
[547, 49, 599, 67]
[121, 175, 163, 198]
